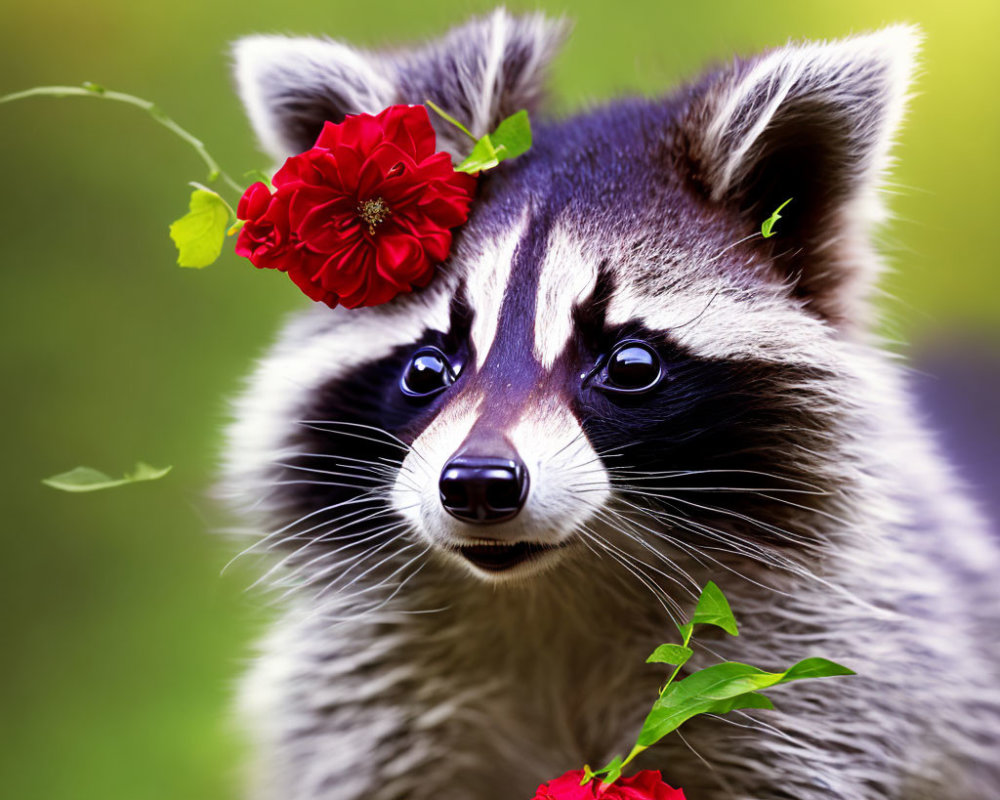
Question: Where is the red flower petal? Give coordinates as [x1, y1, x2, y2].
[317, 240, 371, 295]
[353, 113, 389, 154]
[234, 103, 477, 308]
[272, 149, 322, 186]
[415, 228, 453, 265]
[375, 230, 427, 286]
[287, 187, 339, 232]
[376, 104, 437, 160]
[313, 119, 342, 150]
[530, 771, 686, 800]
[330, 144, 364, 190]
[237, 182, 272, 219]
[298, 200, 362, 252]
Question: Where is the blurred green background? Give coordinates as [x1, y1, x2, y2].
[1, 1, 997, 797]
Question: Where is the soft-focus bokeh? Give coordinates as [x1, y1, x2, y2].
[1, 1, 997, 797]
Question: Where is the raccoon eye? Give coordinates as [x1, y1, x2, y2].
[602, 340, 662, 394]
[400, 347, 456, 398]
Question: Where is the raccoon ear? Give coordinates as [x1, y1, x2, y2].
[232, 35, 395, 159]
[683, 26, 921, 326]
[233, 10, 568, 161]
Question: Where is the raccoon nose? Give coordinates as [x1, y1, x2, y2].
[439, 456, 529, 524]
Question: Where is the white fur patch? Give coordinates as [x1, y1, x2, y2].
[472, 9, 509, 137]
[392, 387, 609, 581]
[533, 225, 600, 369]
[466, 213, 529, 367]
[605, 279, 837, 367]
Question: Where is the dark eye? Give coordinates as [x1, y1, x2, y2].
[603, 340, 662, 393]
[400, 347, 456, 398]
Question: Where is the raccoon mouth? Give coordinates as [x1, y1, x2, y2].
[456, 540, 563, 572]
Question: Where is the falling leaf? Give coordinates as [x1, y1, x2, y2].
[43, 462, 172, 492]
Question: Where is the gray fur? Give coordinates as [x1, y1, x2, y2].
[222, 12, 1000, 800]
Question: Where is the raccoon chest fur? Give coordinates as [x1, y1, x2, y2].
[243, 562, 688, 799]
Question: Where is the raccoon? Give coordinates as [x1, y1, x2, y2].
[221, 10, 1000, 800]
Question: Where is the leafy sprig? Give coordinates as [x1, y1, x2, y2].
[0, 81, 246, 269]
[582, 582, 853, 788]
[426, 100, 532, 173]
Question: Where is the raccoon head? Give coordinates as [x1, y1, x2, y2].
[223, 11, 919, 596]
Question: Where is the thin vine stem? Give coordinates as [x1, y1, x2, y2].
[424, 98, 478, 141]
[0, 84, 243, 195]
[609, 626, 694, 779]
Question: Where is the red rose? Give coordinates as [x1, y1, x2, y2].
[235, 104, 477, 308]
[533, 770, 686, 800]
[235, 181, 292, 271]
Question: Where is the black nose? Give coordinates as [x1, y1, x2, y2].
[439, 456, 529, 524]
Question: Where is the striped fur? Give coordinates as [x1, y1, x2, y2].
[221, 11, 1000, 799]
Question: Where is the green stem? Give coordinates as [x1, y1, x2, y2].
[424, 98, 478, 141]
[617, 744, 648, 772]
[616, 629, 693, 774]
[0, 83, 243, 194]
[662, 628, 694, 692]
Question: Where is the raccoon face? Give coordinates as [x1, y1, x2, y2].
[224, 12, 918, 588]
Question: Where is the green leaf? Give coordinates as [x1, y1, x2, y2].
[646, 644, 694, 667]
[455, 110, 533, 174]
[781, 657, 857, 681]
[169, 187, 230, 268]
[456, 136, 500, 173]
[636, 656, 853, 747]
[678, 581, 739, 640]
[42, 462, 172, 492]
[489, 109, 532, 161]
[705, 691, 776, 714]
[761, 197, 792, 238]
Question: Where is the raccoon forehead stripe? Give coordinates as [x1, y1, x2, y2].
[605, 283, 833, 366]
[532, 226, 600, 370]
[467, 212, 529, 368]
